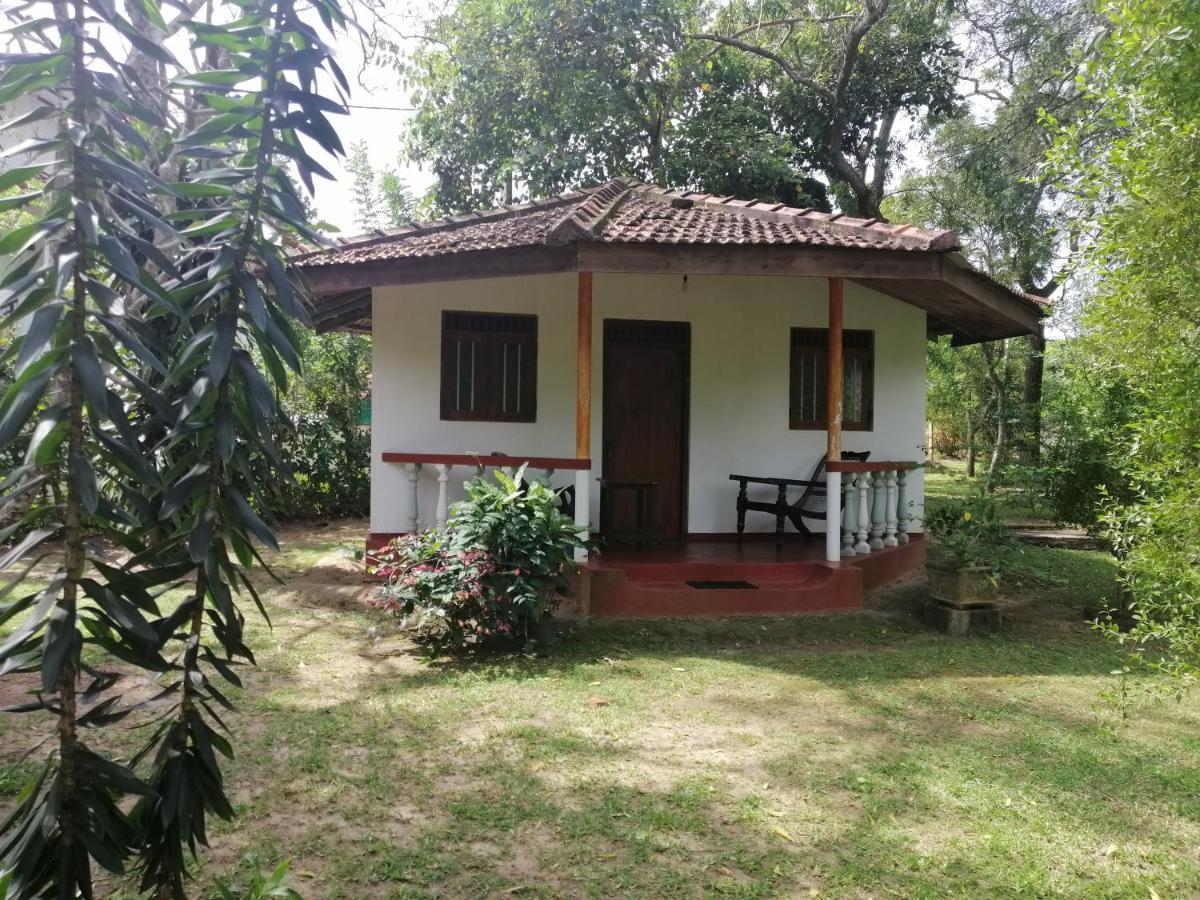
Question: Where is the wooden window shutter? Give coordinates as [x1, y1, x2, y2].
[440, 311, 537, 422]
[789, 328, 874, 431]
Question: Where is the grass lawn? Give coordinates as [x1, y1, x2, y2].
[2, 497, 1198, 897]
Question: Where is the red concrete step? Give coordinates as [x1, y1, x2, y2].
[588, 561, 862, 618]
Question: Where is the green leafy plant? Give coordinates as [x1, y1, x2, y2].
[209, 855, 303, 900]
[0, 0, 348, 893]
[371, 468, 588, 655]
[924, 495, 1018, 575]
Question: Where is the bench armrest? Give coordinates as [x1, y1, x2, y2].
[729, 474, 824, 489]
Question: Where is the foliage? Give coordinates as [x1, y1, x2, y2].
[662, 48, 831, 209]
[697, 0, 962, 218]
[1049, 0, 1200, 681]
[346, 139, 417, 231]
[209, 855, 303, 900]
[889, 0, 1097, 487]
[924, 495, 1018, 574]
[271, 331, 371, 520]
[371, 469, 587, 655]
[0, 0, 349, 894]
[401, 0, 708, 212]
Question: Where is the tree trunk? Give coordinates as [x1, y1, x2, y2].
[965, 410, 976, 477]
[981, 341, 1012, 492]
[1020, 323, 1045, 463]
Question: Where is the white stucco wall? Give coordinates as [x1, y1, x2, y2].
[370, 271, 926, 536]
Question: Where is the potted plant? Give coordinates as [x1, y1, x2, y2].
[923, 496, 1017, 608]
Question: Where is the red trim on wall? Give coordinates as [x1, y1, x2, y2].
[382, 451, 591, 470]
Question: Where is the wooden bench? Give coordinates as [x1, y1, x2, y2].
[730, 452, 870, 550]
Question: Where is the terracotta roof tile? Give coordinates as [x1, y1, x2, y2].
[295, 179, 961, 268]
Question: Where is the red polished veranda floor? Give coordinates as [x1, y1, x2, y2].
[582, 536, 926, 618]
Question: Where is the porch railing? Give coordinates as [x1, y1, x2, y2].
[381, 452, 592, 545]
[823, 460, 918, 562]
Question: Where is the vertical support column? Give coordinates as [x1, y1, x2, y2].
[434, 464, 450, 527]
[896, 470, 910, 544]
[404, 462, 422, 532]
[824, 276, 844, 563]
[574, 271, 594, 561]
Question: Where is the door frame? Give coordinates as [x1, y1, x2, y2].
[601, 318, 691, 542]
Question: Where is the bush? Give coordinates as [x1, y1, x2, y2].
[371, 468, 588, 655]
[924, 495, 1017, 576]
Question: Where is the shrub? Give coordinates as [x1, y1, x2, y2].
[371, 468, 588, 654]
[924, 495, 1017, 576]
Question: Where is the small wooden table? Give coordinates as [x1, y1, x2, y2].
[599, 479, 656, 548]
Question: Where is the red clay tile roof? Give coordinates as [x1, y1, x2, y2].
[296, 179, 962, 268]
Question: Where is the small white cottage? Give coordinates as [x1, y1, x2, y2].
[296, 180, 1041, 616]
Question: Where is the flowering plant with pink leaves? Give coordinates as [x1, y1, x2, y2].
[370, 467, 589, 654]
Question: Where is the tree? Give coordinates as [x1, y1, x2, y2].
[888, 0, 1096, 474]
[694, 0, 961, 219]
[0, 0, 350, 894]
[663, 48, 831, 208]
[401, 0, 708, 212]
[346, 139, 417, 231]
[1050, 0, 1200, 679]
[0, 1, 173, 891]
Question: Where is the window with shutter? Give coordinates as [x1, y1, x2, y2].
[440, 311, 537, 422]
[789, 328, 874, 431]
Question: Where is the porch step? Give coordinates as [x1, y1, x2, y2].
[588, 561, 862, 618]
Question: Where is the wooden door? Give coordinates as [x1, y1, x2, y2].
[602, 320, 690, 542]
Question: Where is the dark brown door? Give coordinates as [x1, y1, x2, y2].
[602, 320, 690, 542]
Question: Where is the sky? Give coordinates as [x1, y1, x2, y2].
[307, 13, 436, 233]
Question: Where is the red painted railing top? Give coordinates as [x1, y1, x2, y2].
[825, 460, 919, 473]
[382, 451, 592, 470]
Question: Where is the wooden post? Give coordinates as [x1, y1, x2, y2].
[574, 271, 593, 560]
[576, 271, 593, 459]
[825, 276, 844, 562]
[826, 277, 844, 461]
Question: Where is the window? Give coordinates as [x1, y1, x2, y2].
[789, 328, 874, 431]
[440, 311, 537, 422]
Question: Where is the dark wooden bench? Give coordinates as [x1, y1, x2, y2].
[730, 451, 870, 550]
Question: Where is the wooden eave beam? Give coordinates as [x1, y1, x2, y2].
[299, 241, 1042, 343]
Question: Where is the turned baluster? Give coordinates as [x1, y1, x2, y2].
[883, 469, 899, 547]
[404, 462, 422, 532]
[841, 476, 857, 557]
[855, 472, 872, 554]
[434, 464, 450, 527]
[869, 471, 885, 551]
[896, 470, 910, 544]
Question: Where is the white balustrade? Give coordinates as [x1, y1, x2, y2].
[829, 464, 914, 557]
[391, 456, 589, 548]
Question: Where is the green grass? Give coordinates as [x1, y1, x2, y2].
[925, 458, 1053, 524]
[0, 500, 1196, 897]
